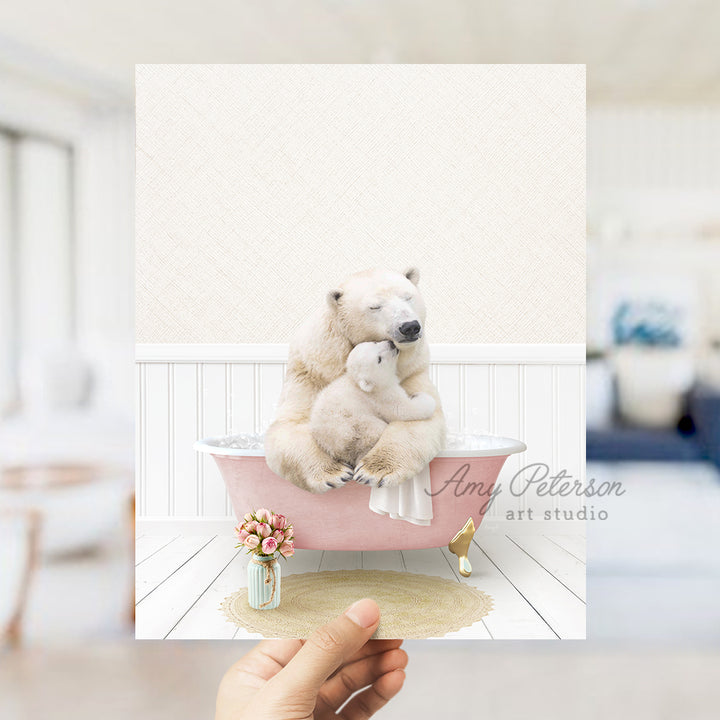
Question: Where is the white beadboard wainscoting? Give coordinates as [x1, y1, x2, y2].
[136, 344, 585, 535]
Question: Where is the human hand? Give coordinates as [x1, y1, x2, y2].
[216, 598, 407, 719]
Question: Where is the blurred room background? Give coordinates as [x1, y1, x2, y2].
[1, 1, 719, 718]
[586, 104, 720, 641]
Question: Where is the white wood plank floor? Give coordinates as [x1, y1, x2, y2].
[135, 534, 586, 640]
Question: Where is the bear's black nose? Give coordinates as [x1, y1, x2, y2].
[399, 321, 421, 338]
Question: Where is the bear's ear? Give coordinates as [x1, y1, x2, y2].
[326, 289, 343, 310]
[358, 378, 375, 393]
[404, 267, 420, 286]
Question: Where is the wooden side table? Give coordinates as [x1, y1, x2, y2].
[0, 509, 41, 647]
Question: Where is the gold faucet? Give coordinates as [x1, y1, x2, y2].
[448, 517, 475, 577]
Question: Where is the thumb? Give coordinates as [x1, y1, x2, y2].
[272, 598, 380, 695]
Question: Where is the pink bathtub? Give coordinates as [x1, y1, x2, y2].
[195, 435, 525, 551]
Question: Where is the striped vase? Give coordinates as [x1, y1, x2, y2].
[247, 554, 281, 610]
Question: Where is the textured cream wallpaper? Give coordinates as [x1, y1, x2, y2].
[136, 64, 585, 344]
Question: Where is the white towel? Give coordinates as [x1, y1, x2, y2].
[368, 465, 433, 526]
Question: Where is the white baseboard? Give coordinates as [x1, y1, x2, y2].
[135, 516, 585, 538]
[136, 517, 240, 536]
[136, 342, 586, 364]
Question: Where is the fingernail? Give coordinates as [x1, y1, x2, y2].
[344, 598, 379, 628]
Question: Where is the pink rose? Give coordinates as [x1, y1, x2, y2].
[272, 529, 284, 542]
[255, 508, 271, 523]
[244, 535, 260, 549]
[244, 520, 257, 533]
[284, 525, 294, 540]
[243, 512, 253, 522]
[261, 537, 278, 555]
[237, 529, 249, 542]
[256, 523, 271, 538]
[271, 514, 287, 530]
[261, 537, 278, 554]
[279, 540, 294, 558]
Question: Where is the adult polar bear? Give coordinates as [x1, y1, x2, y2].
[265, 267, 446, 493]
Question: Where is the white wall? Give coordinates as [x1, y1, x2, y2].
[135, 343, 585, 533]
[589, 106, 720, 199]
[135, 64, 586, 345]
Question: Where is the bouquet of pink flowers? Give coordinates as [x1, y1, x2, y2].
[234, 509, 295, 559]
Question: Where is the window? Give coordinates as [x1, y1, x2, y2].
[0, 129, 74, 415]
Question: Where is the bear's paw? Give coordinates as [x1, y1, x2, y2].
[306, 459, 355, 493]
[353, 453, 418, 489]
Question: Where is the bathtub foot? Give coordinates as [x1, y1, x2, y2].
[448, 517, 475, 578]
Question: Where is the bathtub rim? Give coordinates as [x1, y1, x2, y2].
[194, 434, 527, 458]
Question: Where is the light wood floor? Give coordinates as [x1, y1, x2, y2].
[135, 533, 586, 640]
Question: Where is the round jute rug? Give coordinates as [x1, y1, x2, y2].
[220, 569, 493, 639]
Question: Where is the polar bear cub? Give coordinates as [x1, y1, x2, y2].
[310, 340, 436, 469]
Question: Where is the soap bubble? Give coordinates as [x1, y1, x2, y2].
[211, 432, 266, 450]
[209, 431, 506, 452]
[445, 432, 499, 451]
